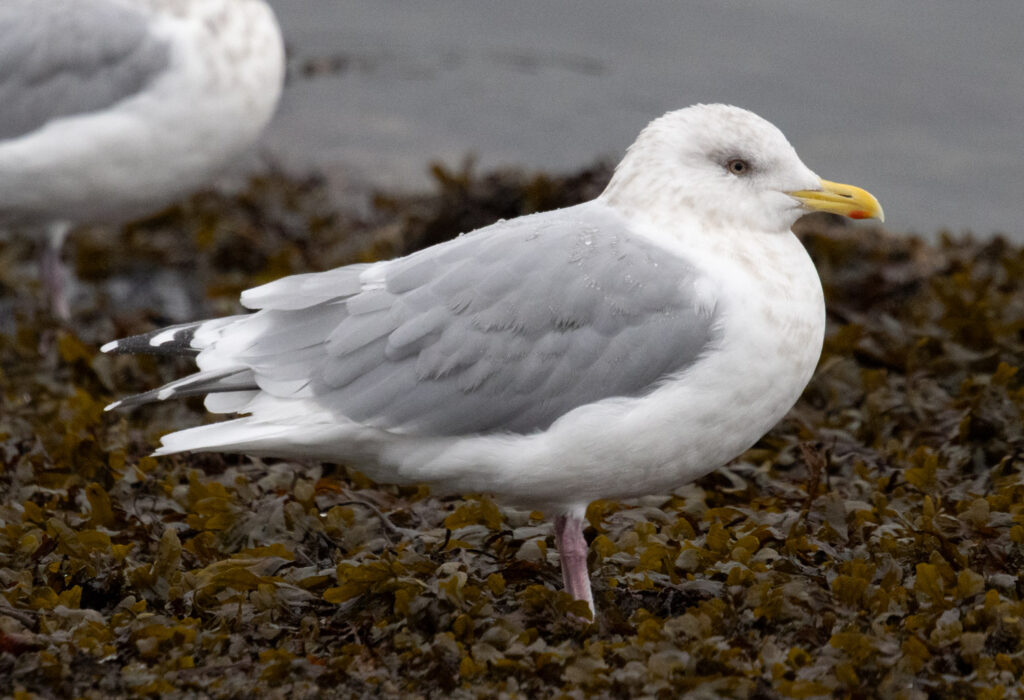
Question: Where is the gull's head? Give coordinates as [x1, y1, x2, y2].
[603, 104, 883, 234]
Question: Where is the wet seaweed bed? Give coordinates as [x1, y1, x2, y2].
[1, 163, 1023, 699]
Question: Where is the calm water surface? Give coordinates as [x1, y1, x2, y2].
[261, 1, 1024, 239]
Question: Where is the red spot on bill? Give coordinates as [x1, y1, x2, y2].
[849, 211, 870, 220]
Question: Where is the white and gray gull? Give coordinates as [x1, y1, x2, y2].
[0, 0, 284, 318]
[104, 104, 884, 616]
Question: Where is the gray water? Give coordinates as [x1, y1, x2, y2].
[261, 0, 1024, 239]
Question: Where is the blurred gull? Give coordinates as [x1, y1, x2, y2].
[104, 104, 883, 615]
[0, 0, 284, 318]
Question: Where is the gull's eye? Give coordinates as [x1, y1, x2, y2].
[726, 158, 751, 176]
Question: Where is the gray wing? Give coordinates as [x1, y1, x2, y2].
[0, 0, 171, 141]
[231, 202, 721, 436]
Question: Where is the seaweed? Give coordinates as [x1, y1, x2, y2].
[1, 164, 1022, 698]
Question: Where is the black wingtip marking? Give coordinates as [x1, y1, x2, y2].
[103, 322, 202, 357]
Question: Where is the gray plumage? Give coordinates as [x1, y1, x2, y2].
[107, 203, 721, 436]
[0, 0, 171, 141]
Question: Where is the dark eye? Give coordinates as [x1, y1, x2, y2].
[726, 158, 750, 175]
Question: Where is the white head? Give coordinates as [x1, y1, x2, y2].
[603, 104, 883, 234]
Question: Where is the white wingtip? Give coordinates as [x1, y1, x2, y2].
[104, 400, 122, 412]
[100, 340, 119, 353]
[238, 288, 260, 310]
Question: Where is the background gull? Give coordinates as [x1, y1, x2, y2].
[0, 0, 284, 318]
[104, 104, 884, 615]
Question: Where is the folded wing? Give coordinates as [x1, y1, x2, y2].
[0, 0, 170, 141]
[107, 201, 722, 438]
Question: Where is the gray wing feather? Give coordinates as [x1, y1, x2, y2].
[240, 265, 374, 310]
[231, 203, 721, 436]
[0, 0, 171, 141]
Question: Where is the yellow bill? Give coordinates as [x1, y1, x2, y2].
[789, 179, 884, 222]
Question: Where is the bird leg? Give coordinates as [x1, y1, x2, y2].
[39, 221, 72, 321]
[553, 513, 594, 615]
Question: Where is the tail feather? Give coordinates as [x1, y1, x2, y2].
[154, 414, 358, 461]
[155, 418, 301, 456]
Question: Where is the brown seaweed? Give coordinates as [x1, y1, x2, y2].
[1, 165, 1022, 698]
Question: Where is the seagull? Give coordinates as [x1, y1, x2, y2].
[0, 0, 285, 318]
[103, 104, 883, 616]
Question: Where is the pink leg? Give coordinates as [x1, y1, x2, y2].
[39, 222, 72, 321]
[553, 513, 594, 615]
